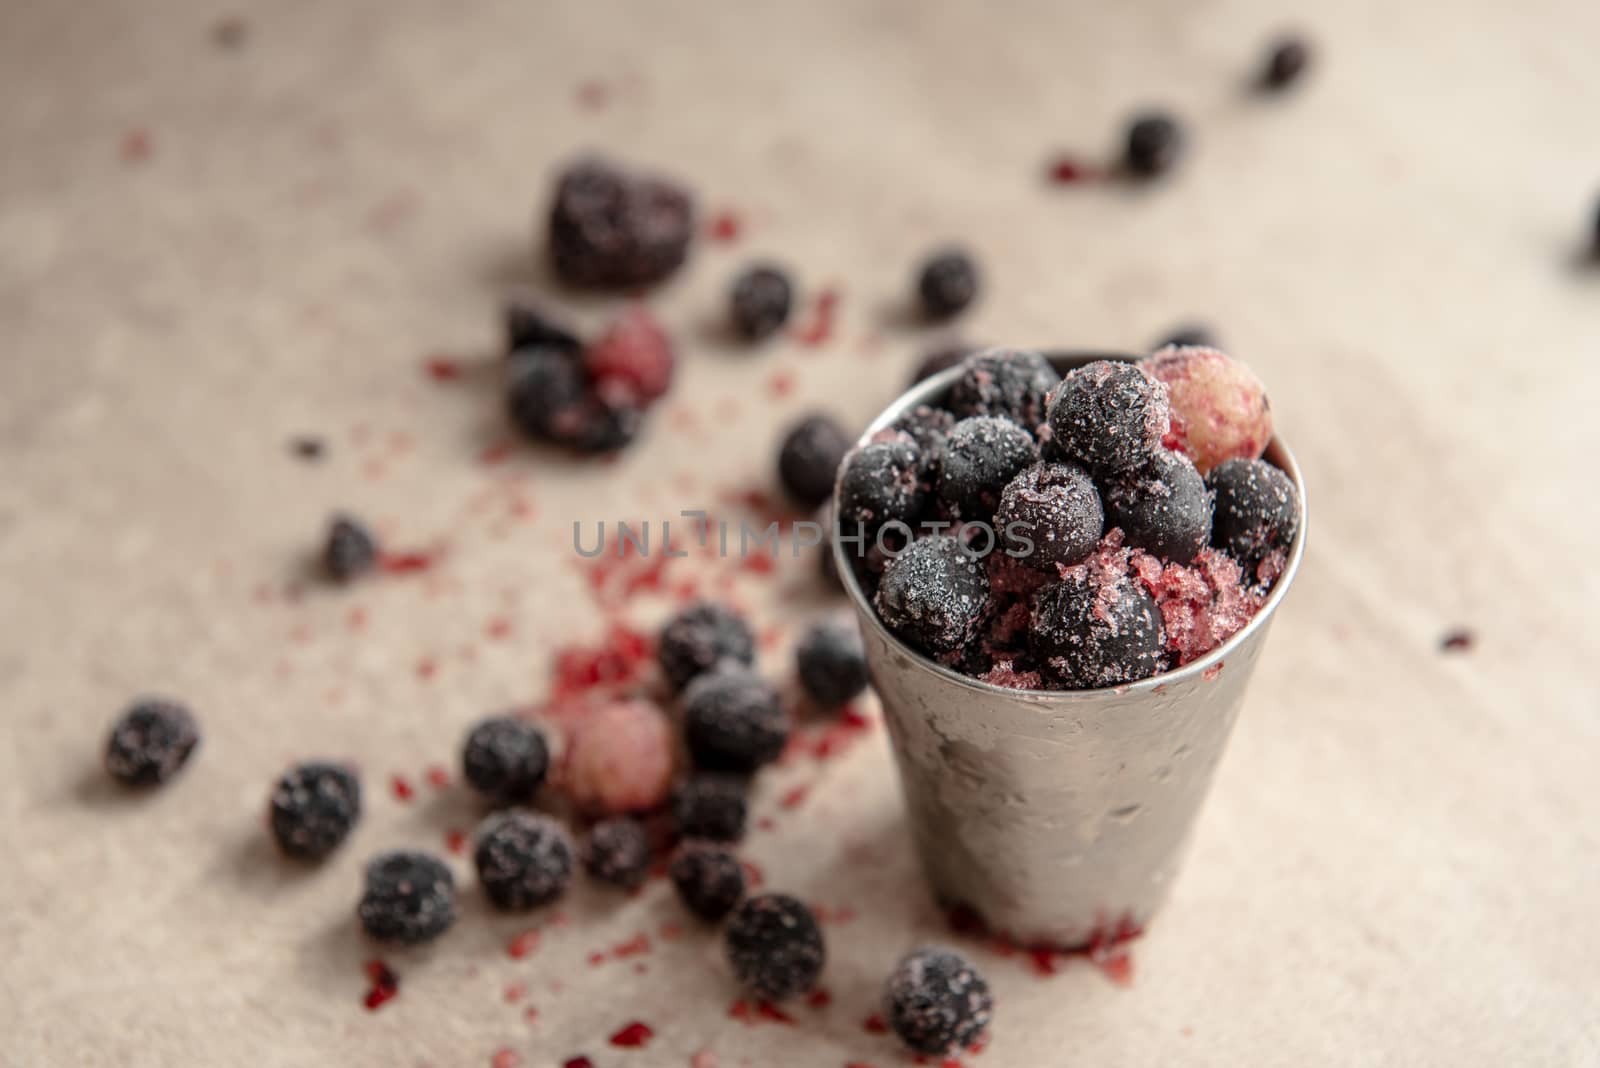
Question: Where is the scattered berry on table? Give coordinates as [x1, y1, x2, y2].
[269, 761, 361, 860]
[104, 699, 200, 786]
[874, 536, 991, 656]
[1046, 360, 1170, 474]
[778, 414, 852, 508]
[915, 248, 980, 320]
[324, 514, 378, 583]
[461, 716, 550, 805]
[563, 700, 676, 815]
[585, 817, 652, 890]
[670, 841, 746, 921]
[994, 460, 1104, 572]
[1207, 458, 1300, 585]
[882, 947, 994, 1056]
[658, 602, 757, 692]
[504, 291, 581, 355]
[1260, 35, 1312, 90]
[673, 774, 750, 842]
[836, 436, 927, 541]
[1142, 345, 1272, 475]
[1101, 448, 1212, 564]
[1030, 568, 1167, 688]
[795, 618, 869, 709]
[1123, 112, 1185, 178]
[474, 810, 575, 911]
[725, 893, 826, 1001]
[937, 416, 1039, 521]
[507, 347, 590, 442]
[729, 264, 794, 342]
[548, 157, 695, 288]
[947, 348, 1059, 431]
[682, 668, 790, 773]
[358, 851, 458, 945]
[582, 305, 675, 407]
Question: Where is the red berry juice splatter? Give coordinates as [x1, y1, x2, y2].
[794, 288, 840, 346]
[707, 211, 742, 242]
[608, 1021, 654, 1048]
[362, 960, 399, 1010]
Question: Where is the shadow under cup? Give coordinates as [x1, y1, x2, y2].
[831, 352, 1307, 949]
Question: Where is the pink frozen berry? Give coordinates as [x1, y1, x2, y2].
[1141, 346, 1272, 476]
[583, 306, 675, 406]
[560, 699, 675, 815]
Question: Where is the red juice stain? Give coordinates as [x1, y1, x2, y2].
[486, 617, 513, 640]
[729, 999, 794, 1026]
[863, 1013, 889, 1034]
[416, 657, 438, 681]
[608, 1021, 654, 1048]
[1440, 628, 1475, 653]
[810, 706, 872, 760]
[507, 929, 540, 959]
[525, 1006, 540, 1023]
[362, 959, 399, 1010]
[390, 775, 415, 802]
[743, 550, 777, 575]
[587, 952, 606, 967]
[768, 370, 796, 398]
[424, 356, 465, 382]
[794, 288, 840, 346]
[1046, 156, 1096, 184]
[576, 80, 609, 110]
[806, 988, 832, 1009]
[346, 606, 368, 631]
[380, 551, 437, 575]
[563, 1059, 594, 1068]
[480, 440, 515, 465]
[445, 829, 467, 855]
[758, 1002, 795, 1024]
[755, 816, 777, 832]
[690, 1052, 718, 1068]
[491, 1050, 520, 1068]
[707, 210, 742, 242]
[658, 921, 684, 941]
[551, 623, 655, 700]
[120, 129, 153, 163]
[425, 765, 451, 788]
[780, 784, 809, 810]
[632, 961, 648, 975]
[1202, 662, 1224, 682]
[504, 982, 526, 1004]
[740, 859, 765, 889]
[1026, 915, 1143, 986]
[611, 933, 652, 959]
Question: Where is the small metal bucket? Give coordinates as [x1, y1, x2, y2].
[833, 352, 1307, 949]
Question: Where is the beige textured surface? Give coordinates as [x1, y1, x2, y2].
[3, 0, 1599, 1065]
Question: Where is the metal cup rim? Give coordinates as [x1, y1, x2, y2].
[831, 348, 1308, 701]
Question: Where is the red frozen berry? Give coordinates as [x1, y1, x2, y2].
[583, 306, 675, 407]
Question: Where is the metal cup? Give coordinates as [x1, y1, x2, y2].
[833, 352, 1307, 949]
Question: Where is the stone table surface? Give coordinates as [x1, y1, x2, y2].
[2, 0, 1598, 1065]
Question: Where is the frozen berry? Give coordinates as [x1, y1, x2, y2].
[269, 761, 361, 860]
[916, 248, 980, 320]
[548, 157, 695, 288]
[947, 349, 1059, 431]
[778, 414, 852, 508]
[888, 405, 957, 482]
[461, 716, 550, 805]
[673, 774, 749, 842]
[1208, 458, 1300, 583]
[1124, 112, 1185, 178]
[474, 810, 574, 910]
[995, 461, 1104, 572]
[358, 851, 457, 945]
[795, 618, 869, 709]
[730, 264, 794, 341]
[1030, 571, 1166, 688]
[670, 841, 746, 921]
[507, 347, 589, 442]
[937, 416, 1039, 520]
[104, 699, 199, 786]
[682, 669, 789, 773]
[836, 437, 926, 538]
[910, 342, 976, 385]
[1101, 448, 1211, 564]
[563, 700, 676, 815]
[1156, 323, 1217, 350]
[874, 536, 990, 656]
[1046, 360, 1170, 474]
[585, 817, 651, 890]
[1261, 35, 1312, 90]
[658, 602, 756, 691]
[583, 305, 675, 407]
[725, 893, 826, 1001]
[1141, 346, 1271, 475]
[324, 514, 378, 583]
[883, 947, 994, 1056]
[504, 292, 580, 355]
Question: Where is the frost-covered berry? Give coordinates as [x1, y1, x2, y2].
[1030, 571, 1166, 688]
[670, 841, 746, 921]
[1046, 360, 1170, 474]
[474, 810, 574, 910]
[795, 618, 869, 709]
[916, 247, 980, 319]
[947, 349, 1058, 430]
[682, 669, 790, 774]
[883, 947, 994, 1055]
[673, 774, 750, 842]
[1101, 448, 1212, 564]
[725, 893, 826, 1001]
[937, 416, 1039, 520]
[778, 414, 852, 508]
[994, 461, 1104, 572]
[358, 851, 457, 945]
[874, 536, 990, 656]
[1208, 458, 1300, 583]
[461, 715, 550, 805]
[104, 699, 200, 787]
[269, 761, 361, 860]
[658, 602, 756, 692]
[585, 817, 652, 890]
